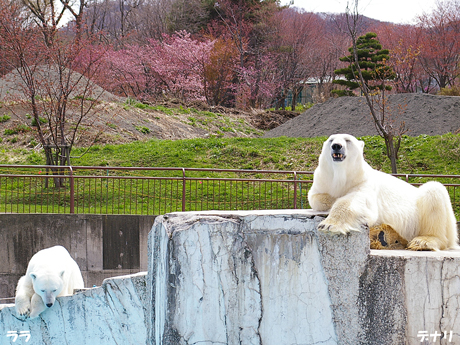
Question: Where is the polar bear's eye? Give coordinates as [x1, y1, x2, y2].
[41, 290, 45, 293]
[52, 289, 57, 292]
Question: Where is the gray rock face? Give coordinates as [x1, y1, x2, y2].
[148, 210, 460, 345]
[149, 211, 347, 345]
[360, 250, 460, 345]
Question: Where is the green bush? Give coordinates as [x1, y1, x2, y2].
[0, 114, 11, 123]
[438, 87, 460, 96]
[4, 124, 32, 135]
[31, 117, 47, 126]
[135, 125, 151, 134]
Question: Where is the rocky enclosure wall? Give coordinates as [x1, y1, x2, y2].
[0, 273, 148, 345]
[149, 210, 460, 345]
[1, 210, 460, 345]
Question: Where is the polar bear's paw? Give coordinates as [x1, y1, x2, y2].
[407, 236, 441, 251]
[318, 217, 361, 235]
[15, 300, 31, 318]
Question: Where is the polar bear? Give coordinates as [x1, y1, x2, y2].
[308, 134, 459, 251]
[15, 245, 84, 319]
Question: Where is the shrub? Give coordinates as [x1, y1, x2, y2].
[0, 114, 11, 123]
[4, 124, 32, 135]
[31, 117, 47, 126]
[438, 87, 460, 96]
[135, 125, 151, 134]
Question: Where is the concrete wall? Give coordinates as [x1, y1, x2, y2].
[1, 210, 460, 345]
[148, 210, 460, 345]
[0, 214, 155, 299]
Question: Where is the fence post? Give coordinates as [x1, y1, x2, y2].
[69, 166, 74, 214]
[182, 168, 186, 212]
[293, 171, 297, 209]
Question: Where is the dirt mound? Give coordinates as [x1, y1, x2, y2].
[251, 110, 299, 130]
[0, 65, 120, 102]
[264, 94, 460, 138]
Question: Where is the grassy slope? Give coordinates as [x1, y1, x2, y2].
[2, 133, 460, 176]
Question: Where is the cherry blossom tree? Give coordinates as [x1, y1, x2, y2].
[236, 52, 282, 108]
[101, 31, 215, 102]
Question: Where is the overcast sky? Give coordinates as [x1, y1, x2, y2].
[284, 0, 438, 24]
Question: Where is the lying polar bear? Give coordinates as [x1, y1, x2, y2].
[15, 245, 84, 319]
[308, 133, 459, 251]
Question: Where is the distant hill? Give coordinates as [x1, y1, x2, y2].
[264, 94, 460, 138]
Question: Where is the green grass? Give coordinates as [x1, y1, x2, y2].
[135, 125, 151, 134]
[2, 134, 460, 174]
[66, 136, 323, 171]
[2, 132, 460, 215]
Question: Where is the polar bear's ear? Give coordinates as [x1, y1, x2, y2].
[30, 273, 37, 281]
[359, 140, 365, 149]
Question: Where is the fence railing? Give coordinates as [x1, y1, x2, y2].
[0, 165, 314, 214]
[1, 165, 460, 217]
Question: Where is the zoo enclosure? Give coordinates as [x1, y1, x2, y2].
[1, 165, 460, 217]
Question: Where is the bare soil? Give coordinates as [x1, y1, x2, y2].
[264, 93, 460, 138]
[0, 95, 298, 149]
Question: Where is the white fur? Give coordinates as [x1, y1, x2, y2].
[15, 245, 84, 318]
[308, 134, 459, 251]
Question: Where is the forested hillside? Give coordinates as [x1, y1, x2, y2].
[2, 0, 460, 109]
[1, 0, 460, 161]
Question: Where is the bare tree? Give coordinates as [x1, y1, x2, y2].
[0, 1, 109, 184]
[59, 0, 88, 43]
[21, 0, 67, 46]
[344, 0, 407, 173]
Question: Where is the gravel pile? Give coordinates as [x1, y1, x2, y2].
[264, 94, 460, 138]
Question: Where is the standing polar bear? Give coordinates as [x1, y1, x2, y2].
[15, 245, 84, 319]
[308, 134, 459, 251]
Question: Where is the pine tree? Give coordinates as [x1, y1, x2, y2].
[332, 32, 395, 96]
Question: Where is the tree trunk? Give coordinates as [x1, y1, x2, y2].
[291, 88, 298, 111]
[385, 135, 398, 174]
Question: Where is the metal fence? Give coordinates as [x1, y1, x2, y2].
[1, 165, 460, 217]
[0, 165, 314, 214]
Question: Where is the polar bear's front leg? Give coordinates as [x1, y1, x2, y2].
[318, 192, 377, 235]
[29, 293, 47, 319]
[15, 276, 33, 317]
[15, 294, 31, 317]
[308, 192, 336, 211]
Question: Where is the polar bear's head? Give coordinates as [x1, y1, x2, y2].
[30, 271, 65, 308]
[320, 134, 365, 165]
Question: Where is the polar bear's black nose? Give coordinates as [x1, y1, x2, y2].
[46, 303, 53, 308]
[331, 143, 342, 151]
